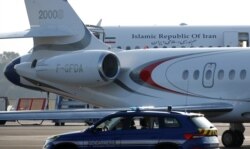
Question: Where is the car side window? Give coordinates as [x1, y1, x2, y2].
[95, 118, 111, 132]
[112, 117, 130, 130]
[163, 117, 180, 128]
[95, 116, 134, 132]
[94, 115, 161, 132]
[138, 116, 159, 129]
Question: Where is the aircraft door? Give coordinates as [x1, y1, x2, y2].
[202, 63, 216, 88]
[93, 31, 104, 42]
[224, 32, 249, 47]
[88, 25, 105, 42]
[239, 32, 249, 47]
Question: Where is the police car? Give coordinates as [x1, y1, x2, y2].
[43, 109, 219, 149]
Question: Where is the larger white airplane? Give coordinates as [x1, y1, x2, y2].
[1, 0, 250, 147]
[90, 25, 250, 49]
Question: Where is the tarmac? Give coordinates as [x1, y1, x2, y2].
[0, 121, 250, 149]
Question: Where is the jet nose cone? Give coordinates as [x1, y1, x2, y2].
[4, 57, 21, 86]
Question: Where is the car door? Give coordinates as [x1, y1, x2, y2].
[84, 130, 120, 149]
[83, 117, 122, 148]
[118, 116, 160, 149]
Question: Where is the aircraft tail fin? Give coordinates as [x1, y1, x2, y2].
[25, 0, 109, 50]
[0, 0, 109, 51]
[97, 19, 103, 26]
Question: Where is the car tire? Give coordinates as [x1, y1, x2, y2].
[0, 121, 6, 125]
[54, 143, 78, 149]
[155, 143, 178, 149]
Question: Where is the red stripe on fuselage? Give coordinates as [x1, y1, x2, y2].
[139, 58, 188, 96]
[140, 61, 166, 90]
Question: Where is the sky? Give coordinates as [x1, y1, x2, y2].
[1, 0, 250, 55]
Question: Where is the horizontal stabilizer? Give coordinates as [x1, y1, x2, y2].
[0, 27, 73, 39]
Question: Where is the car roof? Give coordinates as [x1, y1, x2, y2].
[109, 110, 204, 118]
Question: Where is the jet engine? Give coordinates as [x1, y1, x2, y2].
[35, 50, 120, 87]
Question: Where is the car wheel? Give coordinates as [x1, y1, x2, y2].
[54, 143, 78, 149]
[222, 130, 236, 147]
[155, 143, 178, 149]
[0, 121, 6, 125]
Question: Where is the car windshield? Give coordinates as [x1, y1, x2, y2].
[191, 116, 214, 129]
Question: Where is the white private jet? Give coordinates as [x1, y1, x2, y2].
[1, 0, 250, 147]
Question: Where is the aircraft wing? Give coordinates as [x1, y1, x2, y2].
[0, 102, 233, 121]
[171, 102, 234, 113]
[0, 109, 118, 121]
[0, 27, 73, 39]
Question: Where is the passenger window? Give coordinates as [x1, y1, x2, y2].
[163, 117, 180, 128]
[240, 69, 247, 80]
[193, 70, 200, 80]
[95, 118, 113, 132]
[182, 70, 189, 80]
[128, 119, 137, 130]
[126, 46, 131, 50]
[117, 46, 122, 49]
[135, 46, 140, 49]
[218, 70, 224, 80]
[205, 70, 212, 80]
[95, 116, 130, 132]
[139, 116, 159, 129]
[163, 46, 167, 48]
[153, 46, 158, 48]
[229, 70, 235, 80]
[128, 117, 139, 130]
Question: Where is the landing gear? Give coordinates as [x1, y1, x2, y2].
[46, 92, 50, 110]
[55, 122, 65, 126]
[0, 120, 6, 125]
[222, 123, 245, 147]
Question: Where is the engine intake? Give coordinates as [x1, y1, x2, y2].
[99, 53, 120, 81]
